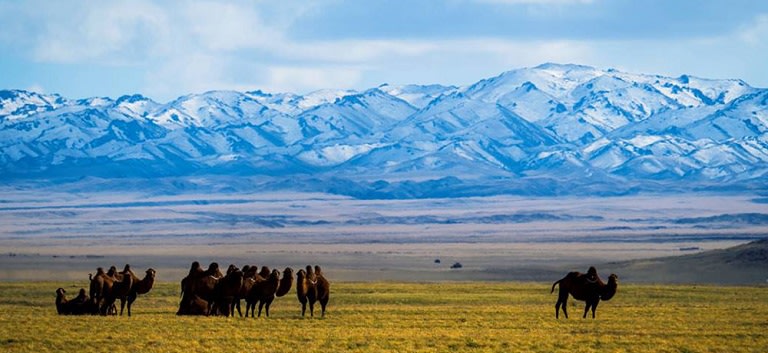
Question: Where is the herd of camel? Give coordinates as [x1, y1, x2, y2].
[54, 262, 331, 318]
[55, 262, 617, 319]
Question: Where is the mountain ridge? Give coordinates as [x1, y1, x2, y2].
[2, 63, 767, 198]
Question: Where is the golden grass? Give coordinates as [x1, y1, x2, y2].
[1, 281, 766, 353]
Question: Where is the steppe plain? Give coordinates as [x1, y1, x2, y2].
[2, 190, 766, 283]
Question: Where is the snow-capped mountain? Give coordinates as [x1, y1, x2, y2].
[2, 63, 767, 197]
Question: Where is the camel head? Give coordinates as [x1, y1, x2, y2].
[56, 288, 66, 297]
[270, 269, 281, 280]
[601, 274, 618, 301]
[283, 267, 294, 277]
[145, 268, 157, 279]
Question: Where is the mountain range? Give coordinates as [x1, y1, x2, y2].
[2, 63, 767, 198]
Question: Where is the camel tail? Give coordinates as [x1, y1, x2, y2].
[550, 280, 561, 294]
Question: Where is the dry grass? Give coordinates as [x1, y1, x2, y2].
[1, 281, 766, 353]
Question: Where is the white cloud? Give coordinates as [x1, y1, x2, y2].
[738, 14, 768, 45]
[182, 1, 284, 51]
[33, 0, 169, 63]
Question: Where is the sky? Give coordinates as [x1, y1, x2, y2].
[1, 0, 767, 102]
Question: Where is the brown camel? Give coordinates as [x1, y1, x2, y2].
[180, 261, 204, 298]
[551, 267, 618, 319]
[119, 268, 156, 316]
[178, 294, 210, 316]
[211, 267, 244, 316]
[275, 267, 294, 297]
[296, 266, 320, 317]
[245, 269, 281, 317]
[177, 263, 220, 315]
[314, 265, 330, 317]
[101, 270, 133, 315]
[55, 288, 70, 315]
[89, 267, 111, 306]
[295, 269, 310, 317]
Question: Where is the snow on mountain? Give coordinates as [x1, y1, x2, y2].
[1, 64, 767, 197]
[378, 83, 457, 109]
[0, 90, 67, 120]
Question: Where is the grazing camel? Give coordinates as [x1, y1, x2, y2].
[551, 267, 618, 319]
[119, 268, 156, 316]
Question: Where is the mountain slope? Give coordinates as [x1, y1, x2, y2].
[609, 238, 768, 284]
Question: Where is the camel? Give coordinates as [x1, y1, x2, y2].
[245, 269, 281, 317]
[551, 267, 618, 319]
[55, 288, 70, 315]
[180, 261, 204, 298]
[178, 294, 210, 316]
[178, 266, 219, 315]
[314, 265, 330, 317]
[276, 267, 294, 298]
[89, 267, 111, 307]
[178, 261, 223, 315]
[101, 270, 133, 315]
[119, 268, 156, 316]
[211, 267, 244, 316]
[296, 267, 319, 317]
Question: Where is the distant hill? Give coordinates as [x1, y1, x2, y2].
[608, 239, 768, 284]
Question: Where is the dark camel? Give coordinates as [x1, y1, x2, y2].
[551, 267, 618, 319]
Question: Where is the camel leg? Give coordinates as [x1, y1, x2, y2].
[127, 293, 137, 317]
[583, 298, 598, 319]
[119, 298, 127, 316]
[309, 301, 315, 317]
[264, 300, 272, 317]
[234, 300, 242, 317]
[257, 301, 265, 317]
[556, 292, 569, 319]
[301, 301, 307, 317]
[320, 298, 328, 317]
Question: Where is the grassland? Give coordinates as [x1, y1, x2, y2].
[1, 281, 766, 353]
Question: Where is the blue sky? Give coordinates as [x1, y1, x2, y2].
[1, 0, 767, 102]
